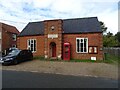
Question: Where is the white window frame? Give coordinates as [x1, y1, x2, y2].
[12, 34, 17, 41]
[89, 46, 98, 54]
[12, 44, 16, 48]
[76, 38, 88, 53]
[0, 32, 1, 39]
[27, 39, 37, 53]
[0, 44, 1, 52]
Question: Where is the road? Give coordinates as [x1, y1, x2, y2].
[2, 70, 118, 88]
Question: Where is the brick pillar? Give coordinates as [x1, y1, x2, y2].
[44, 20, 63, 59]
[99, 33, 104, 60]
[57, 20, 63, 59]
[44, 21, 48, 59]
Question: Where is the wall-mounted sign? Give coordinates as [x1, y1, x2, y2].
[48, 34, 58, 39]
[91, 57, 96, 60]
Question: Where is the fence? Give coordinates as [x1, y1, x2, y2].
[104, 47, 120, 57]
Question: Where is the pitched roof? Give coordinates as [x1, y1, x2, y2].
[63, 17, 102, 33]
[1, 23, 19, 34]
[19, 22, 44, 36]
[19, 17, 102, 36]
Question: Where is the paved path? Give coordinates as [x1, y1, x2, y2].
[2, 70, 118, 88]
[1, 60, 118, 80]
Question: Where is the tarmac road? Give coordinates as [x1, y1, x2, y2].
[2, 70, 118, 88]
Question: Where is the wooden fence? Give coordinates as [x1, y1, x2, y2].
[104, 47, 120, 56]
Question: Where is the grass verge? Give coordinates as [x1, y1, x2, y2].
[102, 53, 120, 64]
[33, 54, 119, 64]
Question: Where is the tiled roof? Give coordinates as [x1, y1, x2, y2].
[19, 17, 102, 36]
[1, 23, 19, 34]
[19, 22, 44, 36]
[63, 17, 102, 33]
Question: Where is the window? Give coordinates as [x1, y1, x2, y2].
[0, 44, 1, 52]
[12, 34, 17, 41]
[89, 47, 92, 53]
[0, 32, 1, 39]
[12, 44, 16, 48]
[94, 47, 97, 53]
[27, 39, 36, 52]
[50, 25, 55, 31]
[76, 38, 88, 53]
[89, 46, 98, 54]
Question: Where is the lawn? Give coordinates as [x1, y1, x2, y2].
[33, 54, 119, 64]
[102, 53, 119, 64]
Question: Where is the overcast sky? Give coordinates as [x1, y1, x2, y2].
[0, 0, 119, 34]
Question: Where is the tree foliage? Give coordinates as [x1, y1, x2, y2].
[99, 21, 107, 34]
[115, 32, 120, 46]
[99, 21, 119, 47]
[103, 32, 118, 47]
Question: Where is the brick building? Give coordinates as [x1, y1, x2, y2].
[18, 17, 103, 60]
[0, 23, 19, 55]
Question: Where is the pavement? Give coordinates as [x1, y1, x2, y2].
[1, 59, 118, 80]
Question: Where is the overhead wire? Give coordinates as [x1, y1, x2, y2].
[0, 19, 28, 24]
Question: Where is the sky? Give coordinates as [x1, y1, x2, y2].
[0, 0, 119, 35]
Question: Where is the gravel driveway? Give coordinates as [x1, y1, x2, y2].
[1, 60, 118, 80]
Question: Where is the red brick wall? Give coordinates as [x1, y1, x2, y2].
[2, 30, 11, 51]
[17, 35, 44, 56]
[1, 23, 19, 53]
[17, 33, 103, 60]
[44, 20, 62, 59]
[63, 33, 103, 60]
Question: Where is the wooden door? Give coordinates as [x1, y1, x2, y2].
[52, 44, 56, 57]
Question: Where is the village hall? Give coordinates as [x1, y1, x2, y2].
[17, 17, 103, 60]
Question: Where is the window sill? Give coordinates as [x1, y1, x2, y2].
[32, 51, 36, 53]
[89, 53, 98, 54]
[76, 52, 88, 54]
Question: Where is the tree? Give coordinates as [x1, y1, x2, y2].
[106, 31, 113, 37]
[103, 36, 118, 47]
[115, 32, 120, 46]
[115, 32, 120, 42]
[99, 21, 118, 47]
[103, 32, 118, 47]
[99, 21, 107, 34]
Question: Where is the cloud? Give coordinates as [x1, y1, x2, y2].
[97, 10, 118, 34]
[33, 0, 55, 8]
[0, 0, 119, 34]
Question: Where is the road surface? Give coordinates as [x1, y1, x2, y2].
[2, 70, 118, 88]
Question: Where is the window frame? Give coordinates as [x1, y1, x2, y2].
[76, 38, 88, 53]
[89, 46, 98, 54]
[12, 44, 16, 48]
[27, 39, 37, 53]
[0, 44, 1, 52]
[0, 32, 1, 39]
[12, 34, 17, 41]
[50, 25, 55, 31]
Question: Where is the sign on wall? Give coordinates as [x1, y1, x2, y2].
[48, 34, 58, 39]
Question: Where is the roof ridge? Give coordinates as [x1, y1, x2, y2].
[63, 17, 97, 21]
[1, 22, 17, 28]
[28, 17, 98, 23]
[29, 21, 43, 23]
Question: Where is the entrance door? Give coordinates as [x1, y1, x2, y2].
[50, 42, 56, 57]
